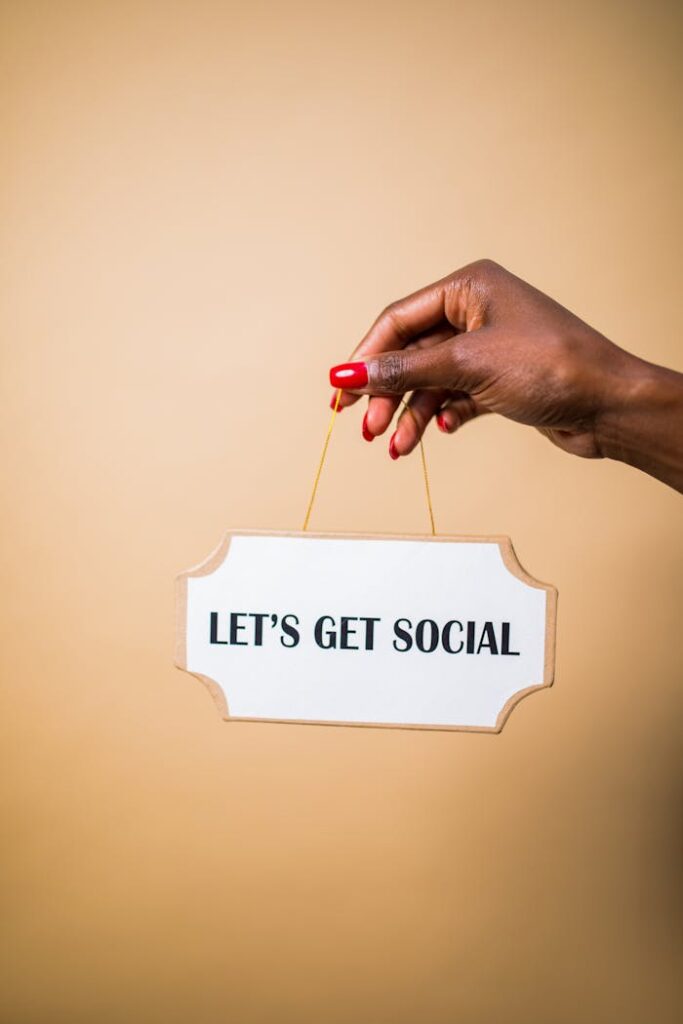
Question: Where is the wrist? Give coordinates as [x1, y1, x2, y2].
[595, 351, 683, 490]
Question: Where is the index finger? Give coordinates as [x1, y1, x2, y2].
[335, 276, 453, 410]
[354, 278, 452, 360]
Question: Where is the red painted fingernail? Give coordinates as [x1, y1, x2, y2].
[436, 414, 447, 432]
[330, 395, 343, 410]
[389, 433, 400, 460]
[362, 412, 374, 442]
[329, 361, 368, 389]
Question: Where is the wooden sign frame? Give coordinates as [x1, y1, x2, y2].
[175, 530, 557, 734]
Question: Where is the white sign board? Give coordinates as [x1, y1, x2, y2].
[175, 531, 557, 732]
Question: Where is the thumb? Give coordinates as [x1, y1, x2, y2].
[329, 337, 479, 396]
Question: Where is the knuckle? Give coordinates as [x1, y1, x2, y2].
[467, 257, 503, 281]
[458, 258, 501, 286]
[376, 351, 409, 393]
[447, 260, 504, 329]
[453, 257, 496, 280]
[378, 300, 398, 323]
[381, 302, 411, 344]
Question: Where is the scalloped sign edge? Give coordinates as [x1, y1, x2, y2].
[174, 530, 557, 734]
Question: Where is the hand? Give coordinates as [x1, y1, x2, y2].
[329, 259, 683, 492]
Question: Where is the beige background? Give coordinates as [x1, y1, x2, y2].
[2, 1, 682, 1021]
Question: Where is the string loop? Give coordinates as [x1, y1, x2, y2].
[302, 389, 436, 535]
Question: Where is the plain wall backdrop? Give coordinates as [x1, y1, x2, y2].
[1, 1, 682, 1021]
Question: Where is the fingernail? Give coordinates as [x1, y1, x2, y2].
[329, 361, 368, 389]
[436, 414, 448, 432]
[362, 412, 374, 442]
[330, 395, 343, 411]
[389, 433, 400, 460]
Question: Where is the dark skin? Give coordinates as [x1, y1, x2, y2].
[329, 259, 683, 493]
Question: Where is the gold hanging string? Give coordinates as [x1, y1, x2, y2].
[302, 388, 436, 535]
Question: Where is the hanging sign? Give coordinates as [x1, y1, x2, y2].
[175, 530, 557, 732]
